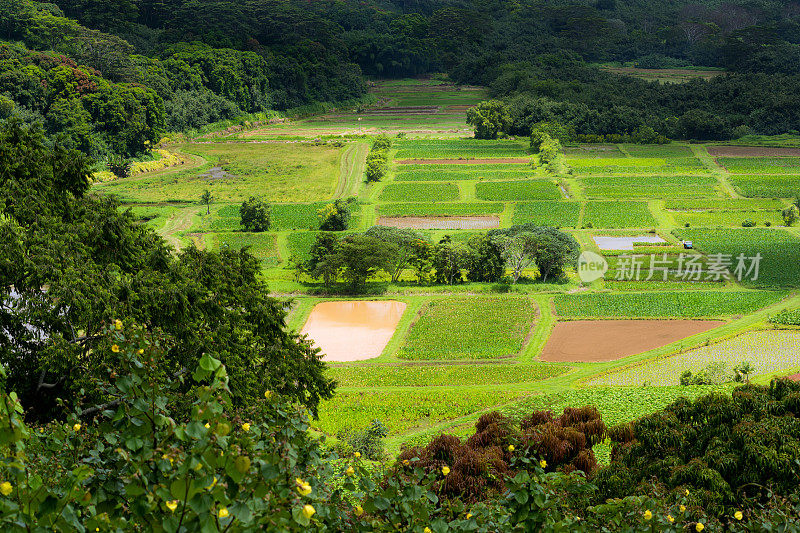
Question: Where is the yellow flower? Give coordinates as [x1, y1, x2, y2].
[166, 500, 178, 512]
[696, 523, 704, 532]
[354, 452, 361, 458]
[111, 344, 120, 353]
[734, 511, 743, 521]
[137, 349, 144, 355]
[354, 505, 364, 516]
[667, 515, 674, 523]
[204, 423, 210, 429]
[466, 513, 473, 519]
[424, 528, 432, 533]
[685, 489, 690, 496]
[508, 445, 515, 452]
[0, 482, 12, 496]
[441, 466, 450, 476]
[73, 423, 81, 432]
[680, 505, 686, 513]
[403, 459, 410, 466]
[264, 390, 272, 399]
[302, 505, 315, 519]
[346, 466, 355, 476]
[218, 507, 229, 518]
[194, 463, 203, 471]
[114, 319, 123, 330]
[644, 510, 652, 521]
[205, 477, 218, 490]
[242, 423, 251, 432]
[540, 459, 547, 469]
[296, 478, 312, 496]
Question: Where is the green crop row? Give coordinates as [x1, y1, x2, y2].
[475, 180, 562, 201]
[378, 182, 460, 202]
[394, 139, 529, 159]
[719, 157, 800, 174]
[553, 290, 785, 317]
[327, 362, 568, 388]
[511, 201, 581, 227]
[770, 309, 800, 325]
[583, 201, 657, 228]
[395, 168, 537, 181]
[729, 175, 800, 198]
[673, 228, 800, 287]
[216, 232, 280, 266]
[398, 296, 536, 360]
[663, 198, 786, 210]
[378, 202, 503, 217]
[315, 389, 530, 437]
[580, 175, 718, 199]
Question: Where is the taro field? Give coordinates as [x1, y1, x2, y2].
[99, 78, 800, 456]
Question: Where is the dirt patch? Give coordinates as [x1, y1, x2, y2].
[707, 146, 800, 158]
[396, 158, 530, 165]
[786, 372, 800, 381]
[377, 216, 500, 230]
[198, 166, 232, 180]
[301, 301, 407, 362]
[539, 320, 725, 362]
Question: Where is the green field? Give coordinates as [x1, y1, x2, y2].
[328, 362, 568, 387]
[398, 296, 536, 360]
[580, 175, 719, 199]
[394, 139, 529, 159]
[718, 157, 800, 174]
[475, 180, 562, 201]
[674, 228, 800, 287]
[216, 232, 280, 266]
[729, 174, 800, 198]
[378, 182, 461, 202]
[98, 142, 343, 203]
[583, 201, 657, 228]
[395, 166, 537, 181]
[512, 201, 581, 227]
[378, 202, 503, 217]
[553, 291, 785, 317]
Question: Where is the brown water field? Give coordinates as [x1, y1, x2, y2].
[300, 301, 407, 362]
[377, 216, 500, 230]
[539, 320, 725, 362]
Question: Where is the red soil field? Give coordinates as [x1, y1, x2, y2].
[539, 320, 725, 362]
[707, 146, 800, 157]
[396, 158, 530, 165]
[786, 373, 800, 381]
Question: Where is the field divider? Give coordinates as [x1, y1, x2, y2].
[690, 144, 740, 198]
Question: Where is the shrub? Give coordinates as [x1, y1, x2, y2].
[741, 219, 756, 227]
[318, 199, 351, 231]
[106, 154, 132, 178]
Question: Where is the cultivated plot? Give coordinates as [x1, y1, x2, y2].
[539, 320, 724, 362]
[587, 330, 800, 386]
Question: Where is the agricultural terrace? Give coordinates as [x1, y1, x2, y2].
[96, 78, 800, 457]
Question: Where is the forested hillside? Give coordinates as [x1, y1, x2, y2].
[3, 0, 800, 158]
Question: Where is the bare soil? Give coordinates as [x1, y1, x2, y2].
[707, 146, 800, 157]
[786, 372, 800, 381]
[539, 320, 725, 362]
[396, 158, 530, 165]
[377, 216, 500, 230]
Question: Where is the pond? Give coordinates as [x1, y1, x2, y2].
[300, 301, 407, 362]
[593, 235, 666, 251]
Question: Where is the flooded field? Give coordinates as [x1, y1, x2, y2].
[301, 301, 407, 361]
[593, 235, 666, 250]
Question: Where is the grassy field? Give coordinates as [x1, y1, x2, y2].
[328, 363, 569, 387]
[398, 296, 536, 360]
[98, 142, 343, 203]
[580, 175, 719, 199]
[395, 166, 537, 181]
[729, 174, 800, 198]
[583, 201, 657, 228]
[378, 202, 503, 217]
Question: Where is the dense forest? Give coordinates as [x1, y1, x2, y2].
[3, 0, 800, 157]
